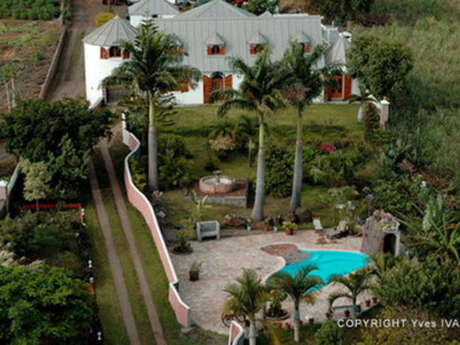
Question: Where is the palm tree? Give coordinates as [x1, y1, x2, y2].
[208, 120, 234, 139]
[267, 265, 323, 343]
[349, 84, 374, 121]
[369, 253, 400, 282]
[328, 267, 373, 318]
[234, 115, 258, 166]
[282, 43, 325, 212]
[223, 269, 269, 345]
[210, 48, 292, 220]
[106, 20, 200, 191]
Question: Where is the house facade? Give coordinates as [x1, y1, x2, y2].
[83, 0, 358, 107]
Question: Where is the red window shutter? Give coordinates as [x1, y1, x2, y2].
[100, 47, 108, 59]
[207, 46, 212, 55]
[224, 75, 232, 89]
[304, 44, 311, 53]
[344, 76, 352, 100]
[249, 45, 256, 55]
[203, 76, 211, 103]
[181, 81, 189, 92]
[122, 50, 130, 59]
[220, 46, 226, 55]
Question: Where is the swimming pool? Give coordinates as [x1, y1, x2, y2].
[277, 250, 369, 288]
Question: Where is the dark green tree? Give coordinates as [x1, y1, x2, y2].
[0, 265, 94, 345]
[244, 0, 277, 15]
[315, 320, 344, 345]
[348, 34, 413, 101]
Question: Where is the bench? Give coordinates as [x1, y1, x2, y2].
[196, 220, 220, 242]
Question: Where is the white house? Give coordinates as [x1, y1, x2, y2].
[83, 0, 357, 107]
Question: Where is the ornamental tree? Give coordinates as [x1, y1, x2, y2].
[348, 34, 413, 101]
[0, 264, 95, 345]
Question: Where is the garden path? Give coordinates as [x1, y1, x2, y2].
[99, 140, 168, 345]
[89, 159, 141, 345]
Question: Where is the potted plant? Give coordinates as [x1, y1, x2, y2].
[344, 310, 350, 318]
[189, 261, 202, 281]
[308, 317, 314, 325]
[365, 299, 371, 307]
[264, 290, 290, 321]
[173, 222, 194, 255]
[281, 221, 298, 235]
[372, 297, 378, 304]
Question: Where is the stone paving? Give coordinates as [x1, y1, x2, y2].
[171, 229, 370, 334]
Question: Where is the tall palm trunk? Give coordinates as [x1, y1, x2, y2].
[290, 108, 304, 212]
[293, 299, 300, 343]
[11, 78, 16, 108]
[5, 82, 10, 111]
[248, 316, 257, 345]
[357, 104, 364, 122]
[248, 138, 253, 167]
[351, 296, 358, 319]
[148, 92, 159, 191]
[251, 114, 265, 221]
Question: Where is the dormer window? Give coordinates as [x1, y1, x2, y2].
[109, 46, 121, 58]
[208, 45, 225, 55]
[249, 44, 264, 55]
[206, 33, 226, 56]
[301, 42, 311, 53]
[248, 32, 267, 55]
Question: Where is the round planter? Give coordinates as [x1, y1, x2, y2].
[365, 300, 371, 307]
[264, 310, 290, 322]
[189, 271, 199, 281]
[344, 310, 350, 318]
[308, 318, 314, 325]
[285, 229, 294, 235]
[372, 297, 378, 304]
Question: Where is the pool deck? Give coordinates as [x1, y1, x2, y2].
[171, 229, 370, 334]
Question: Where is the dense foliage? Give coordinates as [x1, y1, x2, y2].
[372, 255, 460, 319]
[0, 0, 60, 20]
[348, 34, 413, 101]
[0, 99, 114, 198]
[0, 264, 94, 345]
[315, 321, 344, 345]
[243, 0, 278, 15]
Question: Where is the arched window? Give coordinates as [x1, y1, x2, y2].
[109, 46, 121, 58]
[211, 72, 224, 92]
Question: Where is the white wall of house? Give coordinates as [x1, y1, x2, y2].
[84, 43, 125, 107]
[352, 79, 360, 96]
[130, 14, 176, 28]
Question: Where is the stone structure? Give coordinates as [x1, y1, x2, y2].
[361, 210, 401, 256]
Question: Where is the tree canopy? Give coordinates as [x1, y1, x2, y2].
[0, 98, 114, 198]
[243, 0, 278, 15]
[0, 264, 94, 345]
[348, 34, 413, 100]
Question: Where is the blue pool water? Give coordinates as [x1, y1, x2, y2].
[277, 250, 369, 289]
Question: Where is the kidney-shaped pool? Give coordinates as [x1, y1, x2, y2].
[276, 250, 369, 289]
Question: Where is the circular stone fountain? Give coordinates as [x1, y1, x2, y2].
[199, 172, 236, 195]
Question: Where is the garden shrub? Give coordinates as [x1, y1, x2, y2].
[266, 144, 317, 198]
[208, 136, 237, 160]
[315, 320, 344, 345]
[363, 102, 381, 143]
[305, 149, 368, 187]
[265, 144, 294, 198]
[373, 255, 460, 318]
[158, 134, 192, 159]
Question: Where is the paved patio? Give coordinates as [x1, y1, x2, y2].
[171, 229, 369, 334]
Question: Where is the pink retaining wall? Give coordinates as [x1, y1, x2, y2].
[122, 119, 191, 328]
[228, 321, 244, 345]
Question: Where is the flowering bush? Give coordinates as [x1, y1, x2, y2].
[209, 136, 237, 159]
[318, 142, 337, 154]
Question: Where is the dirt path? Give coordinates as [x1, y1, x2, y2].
[47, 0, 126, 101]
[89, 159, 141, 345]
[99, 140, 168, 345]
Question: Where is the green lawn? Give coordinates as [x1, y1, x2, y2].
[151, 103, 370, 229]
[85, 204, 131, 345]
